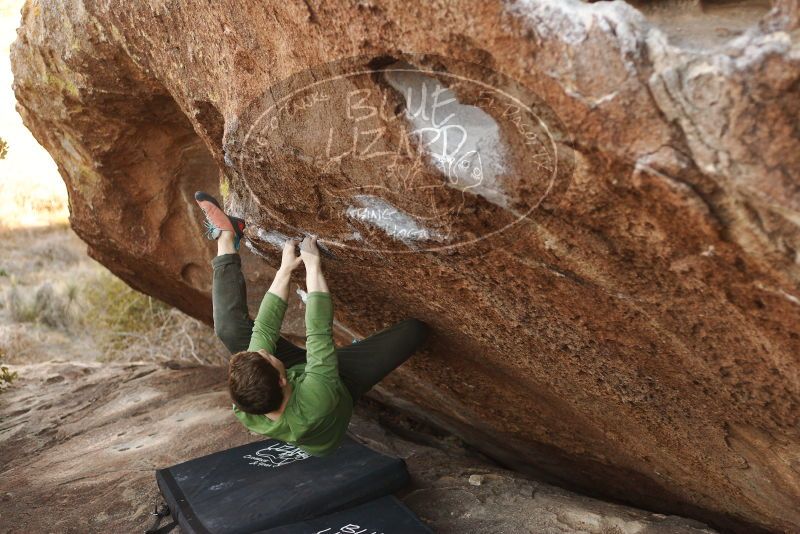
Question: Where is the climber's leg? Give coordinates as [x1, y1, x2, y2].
[212, 235, 255, 355]
[336, 318, 430, 403]
[199, 191, 305, 359]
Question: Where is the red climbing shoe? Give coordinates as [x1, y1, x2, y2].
[194, 191, 246, 249]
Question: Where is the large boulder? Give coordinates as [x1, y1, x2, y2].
[10, 0, 800, 531]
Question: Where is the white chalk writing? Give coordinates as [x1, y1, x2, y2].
[314, 523, 384, 534]
[243, 442, 310, 468]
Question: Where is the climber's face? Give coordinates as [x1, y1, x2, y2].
[257, 349, 288, 387]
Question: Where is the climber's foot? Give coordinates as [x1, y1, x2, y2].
[194, 191, 246, 249]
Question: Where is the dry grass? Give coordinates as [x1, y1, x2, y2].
[6, 279, 77, 327]
[80, 271, 227, 364]
[0, 226, 228, 366]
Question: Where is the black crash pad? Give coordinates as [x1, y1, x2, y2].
[255, 495, 432, 533]
[155, 437, 409, 534]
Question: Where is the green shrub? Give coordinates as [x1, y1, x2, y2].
[0, 348, 18, 392]
[80, 271, 223, 364]
[5, 280, 76, 328]
[2, 263, 224, 365]
[81, 272, 172, 350]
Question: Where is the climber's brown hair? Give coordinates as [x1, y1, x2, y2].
[228, 351, 283, 414]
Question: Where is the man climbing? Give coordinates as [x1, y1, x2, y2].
[194, 191, 429, 456]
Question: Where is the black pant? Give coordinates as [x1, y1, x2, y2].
[212, 254, 429, 403]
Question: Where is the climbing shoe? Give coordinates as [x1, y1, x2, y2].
[194, 191, 246, 250]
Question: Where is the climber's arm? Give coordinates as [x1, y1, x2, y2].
[247, 239, 302, 353]
[300, 236, 337, 380]
[302, 236, 329, 294]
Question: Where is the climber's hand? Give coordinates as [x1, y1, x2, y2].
[279, 238, 302, 272]
[301, 235, 328, 293]
[300, 235, 321, 270]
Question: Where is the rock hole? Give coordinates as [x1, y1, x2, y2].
[366, 55, 399, 71]
[192, 99, 225, 148]
[180, 262, 204, 286]
[381, 61, 510, 208]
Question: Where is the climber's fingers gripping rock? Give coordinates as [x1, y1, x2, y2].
[281, 238, 303, 271]
[300, 235, 321, 270]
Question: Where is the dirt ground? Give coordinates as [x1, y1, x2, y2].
[0, 359, 717, 534]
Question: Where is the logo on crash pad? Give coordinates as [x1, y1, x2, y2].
[243, 442, 311, 468]
[227, 54, 574, 253]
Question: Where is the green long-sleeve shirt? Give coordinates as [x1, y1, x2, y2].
[232, 291, 354, 456]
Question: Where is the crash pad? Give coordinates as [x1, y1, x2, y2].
[255, 495, 432, 533]
[155, 437, 409, 534]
